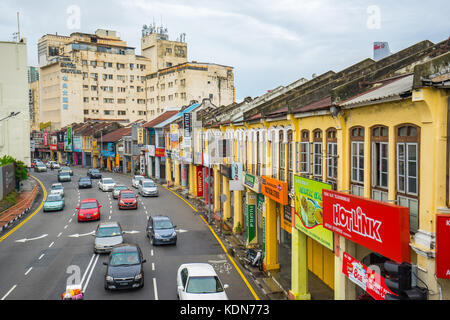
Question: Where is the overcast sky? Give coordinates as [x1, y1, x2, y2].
[1, 0, 449, 102]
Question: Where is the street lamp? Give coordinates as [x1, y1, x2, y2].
[0, 111, 21, 122]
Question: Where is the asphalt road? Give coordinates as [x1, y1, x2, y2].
[0, 167, 262, 300]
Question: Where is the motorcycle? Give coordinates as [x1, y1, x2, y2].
[244, 248, 263, 271]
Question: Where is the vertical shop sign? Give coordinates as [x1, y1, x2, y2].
[436, 214, 450, 278]
[247, 193, 256, 243]
[195, 166, 203, 197]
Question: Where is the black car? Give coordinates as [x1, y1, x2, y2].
[78, 177, 92, 189]
[146, 215, 177, 246]
[103, 244, 146, 290]
[87, 168, 102, 179]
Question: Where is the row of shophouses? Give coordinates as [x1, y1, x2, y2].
[32, 38, 450, 300]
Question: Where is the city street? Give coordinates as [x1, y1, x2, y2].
[0, 167, 261, 300]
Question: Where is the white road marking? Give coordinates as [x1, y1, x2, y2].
[24, 267, 33, 275]
[15, 234, 48, 243]
[57, 232, 62, 237]
[1, 285, 17, 300]
[80, 254, 96, 287]
[48, 241, 54, 248]
[153, 278, 158, 300]
[69, 218, 72, 223]
[38, 254, 45, 260]
[152, 263, 155, 271]
[109, 215, 111, 220]
[83, 254, 100, 292]
[151, 249, 154, 256]
[64, 225, 68, 229]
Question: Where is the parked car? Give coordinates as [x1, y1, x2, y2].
[113, 185, 129, 199]
[94, 221, 124, 254]
[146, 215, 177, 245]
[77, 198, 101, 222]
[138, 179, 158, 197]
[58, 166, 73, 176]
[98, 178, 116, 192]
[176, 263, 229, 300]
[46, 161, 59, 169]
[103, 243, 146, 290]
[58, 171, 71, 182]
[50, 183, 64, 197]
[131, 175, 145, 188]
[78, 177, 92, 189]
[118, 190, 138, 210]
[34, 163, 47, 172]
[43, 194, 65, 212]
[87, 168, 102, 179]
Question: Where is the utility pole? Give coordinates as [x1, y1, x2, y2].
[17, 12, 20, 42]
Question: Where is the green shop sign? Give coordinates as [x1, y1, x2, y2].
[246, 193, 256, 243]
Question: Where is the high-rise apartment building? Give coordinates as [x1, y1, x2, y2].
[38, 27, 235, 129]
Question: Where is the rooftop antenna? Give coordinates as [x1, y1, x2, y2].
[12, 12, 20, 42]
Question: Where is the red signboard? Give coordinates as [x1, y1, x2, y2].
[195, 166, 203, 197]
[43, 132, 48, 147]
[323, 190, 410, 263]
[436, 214, 450, 278]
[342, 252, 396, 300]
[155, 148, 165, 157]
[50, 144, 57, 151]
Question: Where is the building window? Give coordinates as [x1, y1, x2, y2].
[396, 124, 419, 233]
[279, 131, 286, 181]
[287, 130, 294, 191]
[118, 110, 126, 115]
[371, 125, 389, 201]
[104, 110, 114, 115]
[256, 132, 261, 176]
[297, 130, 310, 175]
[326, 128, 337, 181]
[83, 109, 89, 115]
[312, 129, 322, 179]
[350, 126, 364, 195]
[83, 97, 89, 103]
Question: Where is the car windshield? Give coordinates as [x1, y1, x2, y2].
[103, 179, 114, 184]
[97, 227, 121, 238]
[154, 219, 173, 229]
[143, 181, 156, 187]
[114, 186, 127, 190]
[79, 178, 90, 182]
[121, 193, 135, 199]
[135, 176, 144, 180]
[91, 169, 99, 173]
[51, 185, 62, 190]
[47, 195, 62, 202]
[109, 251, 140, 266]
[186, 276, 223, 294]
[60, 172, 70, 176]
[80, 201, 98, 209]
[62, 167, 70, 171]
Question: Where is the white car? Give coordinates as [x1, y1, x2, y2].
[98, 178, 116, 192]
[176, 263, 229, 300]
[50, 183, 64, 197]
[132, 175, 145, 188]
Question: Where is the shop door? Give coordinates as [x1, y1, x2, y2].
[307, 237, 335, 290]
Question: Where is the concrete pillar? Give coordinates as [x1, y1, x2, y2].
[174, 160, 181, 186]
[289, 227, 311, 300]
[214, 167, 220, 213]
[189, 164, 195, 196]
[155, 157, 160, 180]
[233, 190, 243, 234]
[181, 163, 188, 188]
[223, 176, 231, 220]
[264, 197, 280, 271]
[166, 158, 172, 184]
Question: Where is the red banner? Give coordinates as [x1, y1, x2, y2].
[43, 132, 48, 147]
[195, 166, 203, 197]
[323, 190, 410, 263]
[155, 148, 165, 157]
[436, 214, 450, 278]
[50, 144, 57, 151]
[342, 252, 396, 300]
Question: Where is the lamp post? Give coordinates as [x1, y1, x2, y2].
[0, 111, 21, 122]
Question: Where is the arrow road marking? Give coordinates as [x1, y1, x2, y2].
[68, 231, 95, 238]
[15, 234, 48, 243]
[176, 229, 188, 233]
[123, 230, 140, 234]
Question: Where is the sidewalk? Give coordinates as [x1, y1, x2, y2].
[0, 178, 39, 233]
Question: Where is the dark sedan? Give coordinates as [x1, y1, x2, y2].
[78, 177, 92, 189]
[146, 215, 177, 246]
[87, 168, 102, 179]
[103, 244, 146, 290]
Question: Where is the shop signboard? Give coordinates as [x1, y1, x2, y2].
[195, 166, 203, 197]
[137, 127, 144, 146]
[261, 176, 288, 205]
[148, 145, 155, 157]
[436, 214, 450, 278]
[220, 164, 232, 179]
[73, 136, 82, 153]
[293, 176, 333, 250]
[155, 148, 165, 157]
[30, 140, 35, 152]
[342, 252, 396, 300]
[247, 193, 256, 243]
[243, 172, 262, 193]
[323, 189, 411, 263]
[183, 113, 191, 137]
[50, 144, 57, 151]
[102, 143, 115, 157]
[282, 205, 292, 234]
[230, 162, 244, 191]
[43, 131, 49, 147]
[64, 126, 72, 151]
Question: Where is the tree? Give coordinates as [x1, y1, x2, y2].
[0, 155, 28, 183]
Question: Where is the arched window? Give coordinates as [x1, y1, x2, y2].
[350, 126, 365, 196]
[297, 130, 310, 175]
[326, 128, 337, 182]
[312, 129, 323, 178]
[396, 124, 420, 233]
[371, 125, 389, 202]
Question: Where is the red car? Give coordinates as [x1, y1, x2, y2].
[77, 198, 101, 222]
[118, 190, 138, 210]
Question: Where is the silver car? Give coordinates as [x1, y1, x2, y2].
[113, 185, 129, 199]
[138, 179, 158, 197]
[98, 177, 116, 191]
[50, 183, 64, 197]
[93, 222, 124, 254]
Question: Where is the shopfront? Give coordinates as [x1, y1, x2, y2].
[243, 171, 263, 247]
[322, 189, 410, 300]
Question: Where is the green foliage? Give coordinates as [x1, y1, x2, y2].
[234, 221, 242, 234]
[0, 155, 28, 182]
